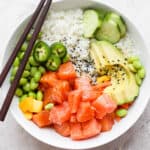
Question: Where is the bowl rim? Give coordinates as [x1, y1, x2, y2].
[2, 0, 150, 149]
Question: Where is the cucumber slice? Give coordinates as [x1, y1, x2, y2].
[83, 10, 102, 38]
[94, 8, 107, 19]
[106, 12, 126, 37]
[95, 19, 121, 44]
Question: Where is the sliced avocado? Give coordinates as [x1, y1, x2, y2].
[90, 40, 109, 71]
[90, 40, 139, 105]
[90, 48, 100, 71]
[96, 41, 126, 65]
[104, 84, 127, 105]
[123, 65, 139, 103]
[104, 64, 139, 105]
[104, 65, 128, 105]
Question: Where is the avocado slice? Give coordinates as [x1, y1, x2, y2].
[104, 65, 128, 105]
[104, 64, 139, 105]
[97, 41, 126, 64]
[90, 40, 139, 105]
[90, 40, 109, 71]
[122, 65, 139, 103]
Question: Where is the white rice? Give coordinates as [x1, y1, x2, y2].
[41, 9, 97, 81]
[115, 33, 138, 56]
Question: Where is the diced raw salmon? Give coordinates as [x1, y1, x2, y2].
[57, 62, 76, 80]
[50, 102, 71, 125]
[68, 90, 82, 113]
[40, 72, 58, 87]
[92, 94, 117, 115]
[99, 114, 114, 132]
[82, 118, 101, 139]
[54, 122, 71, 137]
[77, 102, 95, 122]
[32, 110, 51, 128]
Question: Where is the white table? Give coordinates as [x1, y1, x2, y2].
[0, 0, 150, 149]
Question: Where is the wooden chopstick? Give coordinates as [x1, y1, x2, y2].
[0, 0, 46, 87]
[0, 0, 52, 121]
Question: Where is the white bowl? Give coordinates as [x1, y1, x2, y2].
[2, 0, 150, 149]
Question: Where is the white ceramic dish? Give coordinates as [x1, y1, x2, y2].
[2, 0, 150, 149]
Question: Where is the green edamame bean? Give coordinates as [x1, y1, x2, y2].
[10, 76, 14, 83]
[135, 74, 142, 85]
[19, 78, 28, 85]
[137, 67, 146, 79]
[28, 92, 36, 99]
[11, 66, 18, 76]
[128, 56, 139, 63]
[44, 103, 54, 110]
[22, 70, 30, 78]
[13, 57, 20, 67]
[34, 71, 41, 82]
[37, 91, 43, 101]
[39, 66, 46, 74]
[30, 81, 38, 90]
[23, 83, 31, 92]
[25, 63, 30, 70]
[30, 67, 38, 76]
[17, 51, 21, 56]
[19, 52, 25, 60]
[21, 42, 28, 51]
[38, 32, 42, 39]
[26, 33, 32, 41]
[30, 78, 36, 83]
[133, 60, 142, 70]
[15, 88, 23, 97]
[19, 94, 28, 102]
[29, 56, 39, 66]
[116, 109, 128, 118]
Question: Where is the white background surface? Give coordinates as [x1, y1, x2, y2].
[0, 0, 150, 150]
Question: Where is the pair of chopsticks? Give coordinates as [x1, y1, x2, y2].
[0, 0, 52, 121]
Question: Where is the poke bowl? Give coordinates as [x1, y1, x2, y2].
[2, 0, 150, 149]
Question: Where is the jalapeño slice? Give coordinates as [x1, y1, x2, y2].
[50, 42, 67, 58]
[46, 55, 61, 71]
[33, 41, 50, 63]
[62, 54, 70, 63]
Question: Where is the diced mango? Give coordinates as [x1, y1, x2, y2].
[19, 97, 43, 114]
[32, 100, 43, 113]
[97, 76, 111, 83]
[23, 112, 33, 120]
[19, 97, 33, 113]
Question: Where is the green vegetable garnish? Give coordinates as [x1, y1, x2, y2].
[46, 55, 61, 71]
[33, 41, 51, 63]
[44, 103, 54, 110]
[50, 42, 67, 58]
[116, 109, 128, 117]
